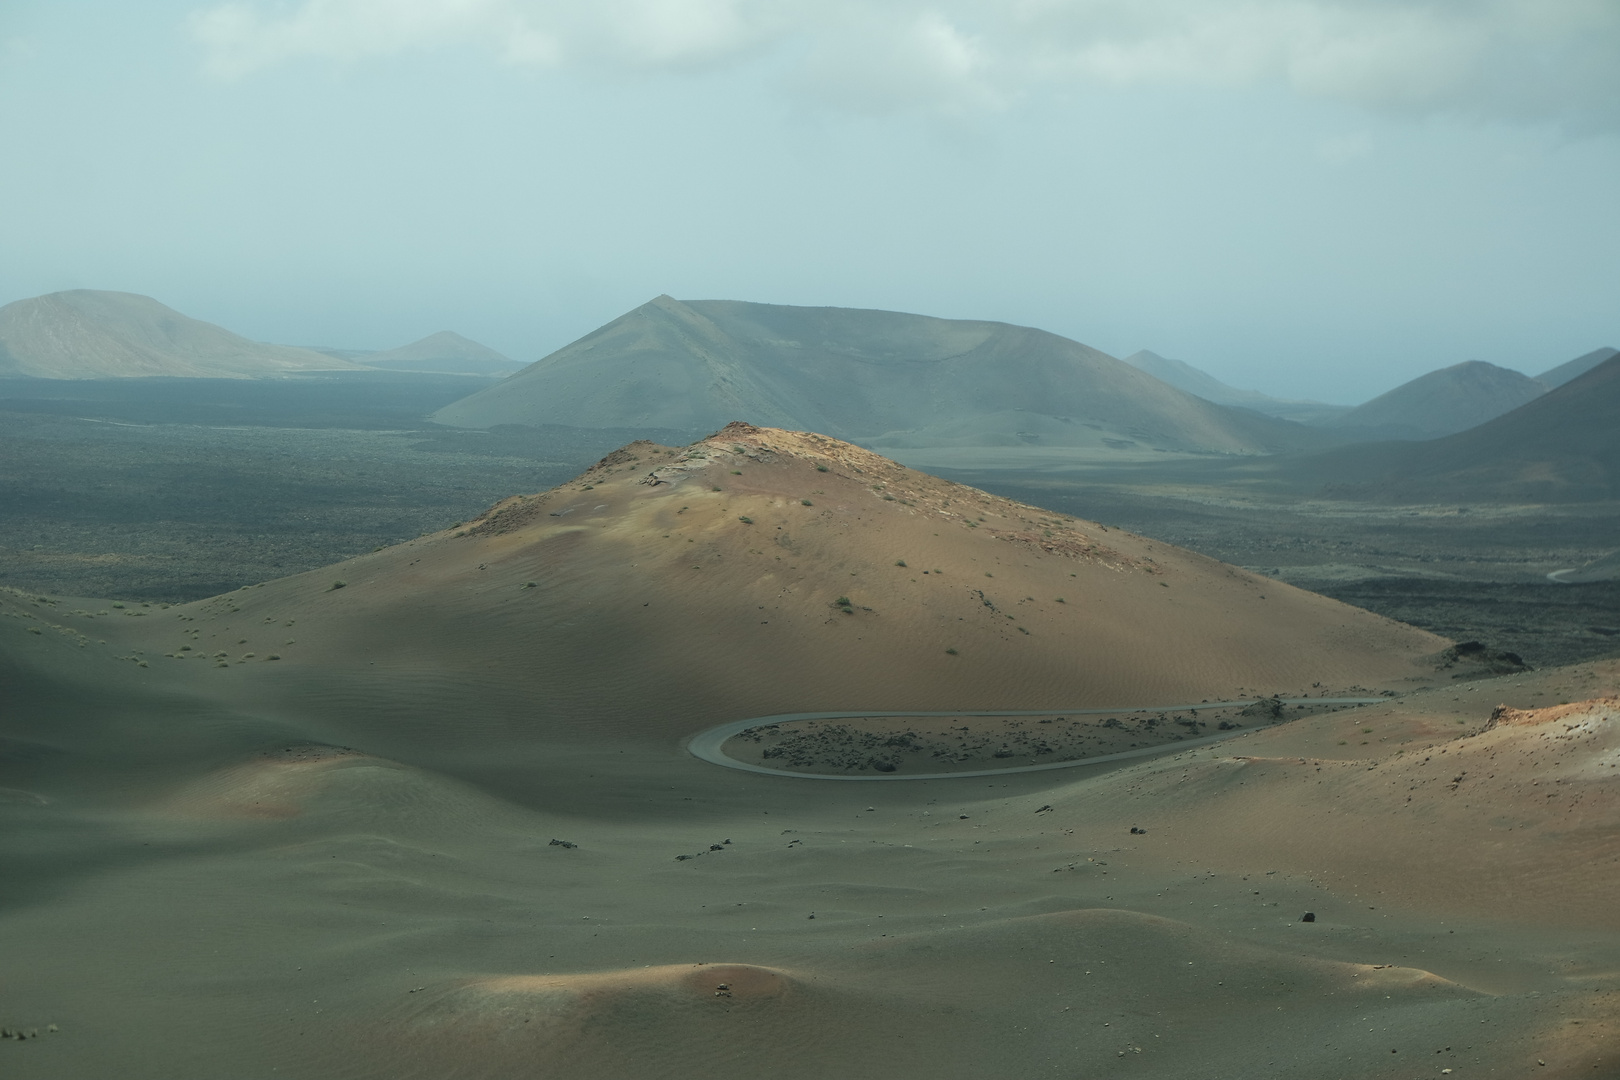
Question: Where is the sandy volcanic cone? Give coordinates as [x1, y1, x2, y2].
[114, 423, 1445, 770]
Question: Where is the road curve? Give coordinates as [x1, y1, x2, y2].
[685, 698, 1390, 781]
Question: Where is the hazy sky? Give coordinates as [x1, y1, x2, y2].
[2, 1, 1617, 402]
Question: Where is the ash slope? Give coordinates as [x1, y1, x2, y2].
[434, 297, 1326, 455]
[49, 423, 1444, 803]
[0, 291, 363, 380]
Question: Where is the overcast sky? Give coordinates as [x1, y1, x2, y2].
[2, 1, 1617, 402]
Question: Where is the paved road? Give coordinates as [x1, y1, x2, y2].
[686, 698, 1391, 781]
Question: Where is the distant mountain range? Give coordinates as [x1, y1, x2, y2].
[0, 290, 364, 379]
[1121, 350, 1348, 424]
[4, 287, 1612, 479]
[1305, 353, 1620, 502]
[311, 331, 524, 376]
[1319, 360, 1549, 441]
[433, 296, 1331, 456]
[0, 290, 518, 382]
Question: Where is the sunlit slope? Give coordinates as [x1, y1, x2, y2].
[0, 290, 364, 379]
[105, 424, 1442, 771]
[433, 297, 1324, 453]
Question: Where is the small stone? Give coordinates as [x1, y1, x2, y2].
[1301, 912, 1316, 923]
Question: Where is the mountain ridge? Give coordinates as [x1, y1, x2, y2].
[0, 290, 364, 379]
[434, 296, 1332, 456]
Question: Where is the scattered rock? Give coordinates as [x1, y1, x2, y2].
[548, 838, 578, 849]
[1301, 912, 1316, 923]
[1130, 826, 1146, 834]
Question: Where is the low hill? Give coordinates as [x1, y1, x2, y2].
[1537, 346, 1618, 389]
[1321, 360, 1547, 440]
[1122, 349, 1348, 424]
[434, 297, 1329, 455]
[1309, 354, 1620, 502]
[360, 330, 525, 376]
[104, 423, 1439, 764]
[0, 290, 363, 379]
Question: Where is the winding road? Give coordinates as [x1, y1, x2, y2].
[686, 698, 1391, 781]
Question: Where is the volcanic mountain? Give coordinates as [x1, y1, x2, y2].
[357, 330, 524, 376]
[0, 290, 363, 379]
[110, 423, 1443, 772]
[433, 297, 1327, 456]
[1307, 353, 1620, 502]
[1321, 359, 1548, 440]
[1537, 346, 1618, 389]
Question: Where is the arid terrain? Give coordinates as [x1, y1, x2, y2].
[3, 424, 1618, 1077]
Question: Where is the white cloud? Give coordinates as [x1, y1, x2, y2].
[187, 0, 1620, 128]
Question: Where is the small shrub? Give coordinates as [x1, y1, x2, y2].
[801, 499, 813, 506]
[712, 486, 722, 492]
[111, 602, 124, 609]
[895, 559, 906, 567]
[330, 580, 347, 591]
[738, 516, 753, 524]
[816, 465, 829, 472]
[945, 647, 958, 655]
[731, 470, 742, 475]
[523, 581, 537, 588]
[835, 596, 851, 607]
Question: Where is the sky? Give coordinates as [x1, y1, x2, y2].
[1, 1, 1617, 403]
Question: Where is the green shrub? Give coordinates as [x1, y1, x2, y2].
[945, 647, 958, 655]
[738, 516, 753, 524]
[895, 560, 906, 567]
[330, 580, 347, 591]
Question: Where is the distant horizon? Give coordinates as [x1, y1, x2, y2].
[5, 284, 1614, 408]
